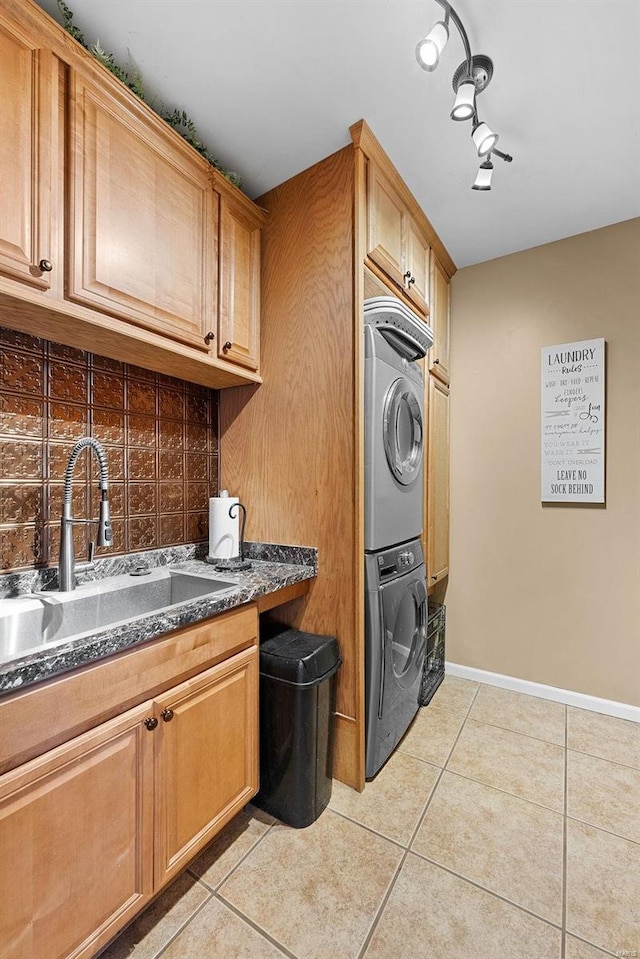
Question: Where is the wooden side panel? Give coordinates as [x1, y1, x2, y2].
[220, 146, 364, 787]
[67, 69, 217, 350]
[430, 255, 451, 383]
[0, 604, 258, 774]
[0, 22, 55, 290]
[427, 376, 450, 586]
[0, 703, 154, 959]
[154, 646, 258, 887]
[218, 195, 262, 370]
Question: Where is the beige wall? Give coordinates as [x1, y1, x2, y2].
[446, 218, 640, 707]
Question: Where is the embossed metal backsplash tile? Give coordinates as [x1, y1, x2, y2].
[0, 326, 219, 571]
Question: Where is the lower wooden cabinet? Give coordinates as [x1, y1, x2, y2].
[155, 647, 258, 887]
[0, 627, 258, 959]
[0, 703, 154, 959]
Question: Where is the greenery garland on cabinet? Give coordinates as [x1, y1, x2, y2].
[57, 0, 242, 188]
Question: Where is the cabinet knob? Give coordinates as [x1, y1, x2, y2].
[408, 275, 415, 286]
[39, 258, 53, 272]
[431, 574, 438, 581]
[161, 708, 174, 723]
[404, 271, 412, 280]
[144, 717, 158, 731]
[204, 331, 215, 344]
[222, 341, 232, 353]
[433, 358, 440, 365]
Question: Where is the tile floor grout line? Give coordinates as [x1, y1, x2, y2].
[563, 931, 621, 959]
[463, 715, 567, 751]
[355, 848, 410, 959]
[466, 715, 566, 748]
[563, 812, 640, 846]
[565, 742, 640, 772]
[152, 893, 214, 959]
[438, 766, 566, 816]
[328, 806, 409, 851]
[409, 847, 565, 933]
[190, 816, 279, 894]
[213, 891, 299, 959]
[352, 680, 483, 959]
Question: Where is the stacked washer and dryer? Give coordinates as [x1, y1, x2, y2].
[364, 296, 434, 778]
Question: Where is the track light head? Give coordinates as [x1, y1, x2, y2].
[472, 121, 499, 157]
[471, 157, 494, 191]
[450, 77, 476, 121]
[415, 20, 449, 72]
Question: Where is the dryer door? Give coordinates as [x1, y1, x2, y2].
[379, 573, 428, 718]
[383, 378, 424, 486]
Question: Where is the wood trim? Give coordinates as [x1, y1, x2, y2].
[256, 578, 312, 613]
[351, 119, 456, 280]
[0, 603, 258, 774]
[331, 712, 362, 790]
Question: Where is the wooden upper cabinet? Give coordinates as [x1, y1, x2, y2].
[366, 162, 406, 291]
[154, 646, 258, 887]
[67, 69, 217, 352]
[429, 255, 451, 383]
[218, 195, 262, 370]
[0, 702, 154, 959]
[405, 218, 430, 315]
[0, 20, 56, 290]
[365, 160, 431, 316]
[427, 375, 450, 587]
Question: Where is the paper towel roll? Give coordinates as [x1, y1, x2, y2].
[208, 494, 239, 559]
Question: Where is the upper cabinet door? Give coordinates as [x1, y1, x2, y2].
[405, 218, 430, 316]
[0, 21, 56, 290]
[429, 255, 450, 383]
[218, 196, 262, 371]
[366, 163, 406, 290]
[67, 70, 217, 351]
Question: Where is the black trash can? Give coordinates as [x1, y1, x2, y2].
[253, 629, 342, 828]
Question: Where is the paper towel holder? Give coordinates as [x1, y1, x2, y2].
[208, 502, 252, 571]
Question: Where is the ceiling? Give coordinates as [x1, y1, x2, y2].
[36, 0, 640, 268]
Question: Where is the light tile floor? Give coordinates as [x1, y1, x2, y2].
[99, 676, 640, 959]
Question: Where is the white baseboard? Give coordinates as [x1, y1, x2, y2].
[445, 661, 640, 724]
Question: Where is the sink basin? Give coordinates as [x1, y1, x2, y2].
[0, 568, 236, 664]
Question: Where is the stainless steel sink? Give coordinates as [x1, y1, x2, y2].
[0, 568, 236, 664]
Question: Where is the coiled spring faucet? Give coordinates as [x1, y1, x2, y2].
[58, 437, 112, 591]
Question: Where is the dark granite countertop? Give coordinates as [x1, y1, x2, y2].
[0, 542, 317, 696]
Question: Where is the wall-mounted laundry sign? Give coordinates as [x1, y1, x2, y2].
[541, 338, 606, 504]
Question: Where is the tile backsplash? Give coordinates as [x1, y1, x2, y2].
[0, 326, 219, 571]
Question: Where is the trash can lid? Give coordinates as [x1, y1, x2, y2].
[259, 629, 341, 686]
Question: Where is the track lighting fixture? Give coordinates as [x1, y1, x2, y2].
[472, 121, 498, 157]
[472, 157, 493, 191]
[450, 76, 475, 121]
[415, 17, 449, 72]
[416, 0, 513, 190]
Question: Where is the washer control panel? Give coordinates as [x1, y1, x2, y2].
[374, 539, 424, 584]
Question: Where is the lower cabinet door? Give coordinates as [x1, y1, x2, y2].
[154, 645, 258, 887]
[0, 703, 154, 959]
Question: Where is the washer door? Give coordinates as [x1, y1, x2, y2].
[379, 574, 428, 717]
[383, 378, 423, 485]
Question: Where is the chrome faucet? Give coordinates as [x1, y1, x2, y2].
[58, 437, 113, 591]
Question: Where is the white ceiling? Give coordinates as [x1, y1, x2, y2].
[37, 0, 640, 268]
